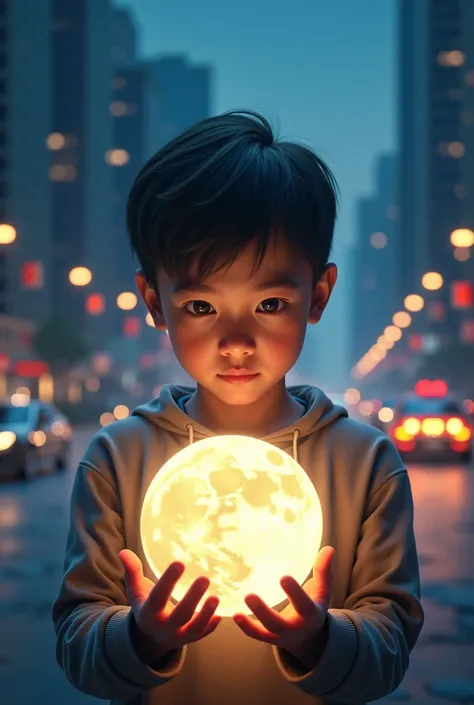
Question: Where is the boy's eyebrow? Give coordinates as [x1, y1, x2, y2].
[172, 274, 300, 294]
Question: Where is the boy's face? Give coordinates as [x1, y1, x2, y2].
[137, 235, 336, 407]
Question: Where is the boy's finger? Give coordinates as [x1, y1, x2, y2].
[146, 561, 186, 614]
[119, 549, 146, 602]
[313, 546, 335, 578]
[311, 546, 335, 603]
[184, 602, 221, 641]
[168, 576, 211, 628]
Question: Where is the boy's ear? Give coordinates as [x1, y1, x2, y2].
[135, 269, 167, 331]
[308, 263, 337, 324]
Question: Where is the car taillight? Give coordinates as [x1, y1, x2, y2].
[445, 417, 464, 436]
[421, 418, 445, 436]
[445, 417, 472, 442]
[394, 424, 416, 442]
[403, 417, 421, 435]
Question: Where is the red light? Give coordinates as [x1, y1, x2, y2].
[0, 354, 11, 373]
[409, 334, 423, 351]
[21, 261, 44, 290]
[123, 316, 141, 337]
[451, 281, 473, 309]
[415, 379, 448, 397]
[86, 293, 105, 315]
[14, 360, 49, 377]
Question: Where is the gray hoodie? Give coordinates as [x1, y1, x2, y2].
[52, 384, 424, 705]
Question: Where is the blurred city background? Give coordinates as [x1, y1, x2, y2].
[0, 1, 473, 704]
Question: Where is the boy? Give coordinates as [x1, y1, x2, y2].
[52, 111, 424, 705]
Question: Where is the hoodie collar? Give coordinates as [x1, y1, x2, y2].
[133, 383, 347, 452]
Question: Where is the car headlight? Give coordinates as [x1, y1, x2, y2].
[0, 431, 16, 452]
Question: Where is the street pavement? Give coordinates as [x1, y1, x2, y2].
[0, 425, 473, 705]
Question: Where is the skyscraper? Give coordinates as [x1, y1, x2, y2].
[149, 56, 213, 147]
[1, 0, 53, 321]
[49, 0, 115, 347]
[351, 155, 398, 367]
[397, 0, 474, 348]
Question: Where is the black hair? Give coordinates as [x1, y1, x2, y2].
[126, 110, 338, 286]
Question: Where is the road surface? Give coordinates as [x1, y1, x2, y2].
[0, 426, 473, 704]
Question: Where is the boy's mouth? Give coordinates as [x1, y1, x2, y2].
[217, 370, 260, 384]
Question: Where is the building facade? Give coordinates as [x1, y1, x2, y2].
[397, 0, 474, 348]
[351, 155, 398, 367]
[1, 0, 53, 322]
[149, 56, 213, 147]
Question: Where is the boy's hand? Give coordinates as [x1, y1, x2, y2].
[233, 546, 334, 668]
[119, 549, 221, 656]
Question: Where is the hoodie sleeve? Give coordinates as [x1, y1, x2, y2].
[52, 458, 186, 700]
[273, 451, 424, 703]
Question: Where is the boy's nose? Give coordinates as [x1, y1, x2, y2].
[218, 333, 256, 357]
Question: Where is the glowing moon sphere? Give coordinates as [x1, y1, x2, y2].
[140, 435, 323, 617]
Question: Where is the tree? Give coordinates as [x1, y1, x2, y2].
[32, 314, 91, 377]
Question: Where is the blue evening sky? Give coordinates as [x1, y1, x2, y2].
[115, 0, 396, 386]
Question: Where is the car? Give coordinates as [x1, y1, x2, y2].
[387, 386, 472, 464]
[0, 400, 72, 480]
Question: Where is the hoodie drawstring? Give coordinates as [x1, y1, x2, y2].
[186, 424, 194, 446]
[292, 428, 300, 463]
[186, 423, 301, 463]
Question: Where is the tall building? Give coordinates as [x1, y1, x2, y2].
[351, 155, 398, 367]
[1, 0, 53, 322]
[109, 63, 162, 358]
[49, 0, 116, 348]
[149, 56, 213, 146]
[397, 0, 474, 348]
[111, 8, 138, 67]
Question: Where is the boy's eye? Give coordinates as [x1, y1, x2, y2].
[256, 298, 285, 313]
[185, 300, 215, 316]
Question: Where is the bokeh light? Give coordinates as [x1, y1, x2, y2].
[113, 404, 130, 420]
[145, 312, 155, 327]
[383, 325, 402, 342]
[453, 247, 471, 262]
[451, 228, 474, 248]
[117, 292, 138, 311]
[392, 311, 412, 328]
[46, 132, 66, 150]
[100, 412, 115, 427]
[69, 266, 92, 286]
[421, 272, 444, 291]
[404, 294, 424, 312]
[106, 149, 130, 166]
[378, 407, 394, 423]
[0, 224, 17, 245]
[344, 388, 361, 405]
[370, 232, 388, 249]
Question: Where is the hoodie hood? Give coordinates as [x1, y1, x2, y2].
[133, 384, 347, 451]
